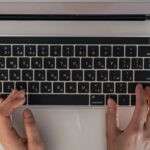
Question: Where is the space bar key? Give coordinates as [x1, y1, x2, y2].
[28, 94, 89, 105]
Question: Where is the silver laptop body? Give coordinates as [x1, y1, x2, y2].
[0, 2, 149, 150]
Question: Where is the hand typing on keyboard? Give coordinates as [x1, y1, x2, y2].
[0, 90, 45, 150]
[106, 84, 150, 150]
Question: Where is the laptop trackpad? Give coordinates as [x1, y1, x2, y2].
[12, 107, 134, 150]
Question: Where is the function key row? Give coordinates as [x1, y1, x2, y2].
[0, 45, 149, 57]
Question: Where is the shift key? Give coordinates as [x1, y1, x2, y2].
[135, 71, 150, 81]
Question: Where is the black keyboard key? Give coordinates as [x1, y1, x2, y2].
[78, 82, 89, 93]
[131, 95, 136, 105]
[0, 70, 8, 80]
[128, 82, 150, 94]
[106, 95, 117, 104]
[119, 58, 130, 69]
[59, 70, 70, 81]
[31, 58, 42, 68]
[128, 83, 137, 93]
[13, 45, 24, 56]
[63, 45, 74, 56]
[19, 58, 30, 68]
[144, 58, 150, 69]
[72, 70, 83, 81]
[50, 45, 61, 56]
[0, 45, 11, 56]
[132, 58, 143, 69]
[88, 46, 99, 57]
[122, 70, 133, 81]
[16, 82, 27, 92]
[28, 94, 89, 105]
[56, 58, 67, 69]
[116, 82, 127, 93]
[100, 46, 111, 57]
[47, 70, 58, 81]
[7, 58, 17, 68]
[94, 58, 105, 69]
[69, 58, 80, 69]
[0, 58, 5, 68]
[25, 45, 36, 56]
[135, 71, 150, 81]
[90, 95, 105, 105]
[90, 82, 102, 93]
[109, 70, 121, 81]
[97, 70, 108, 81]
[81, 58, 92, 69]
[3, 82, 14, 92]
[41, 82, 52, 93]
[107, 58, 118, 69]
[38, 45, 49, 56]
[66, 82, 76, 93]
[103, 83, 114, 93]
[113, 46, 124, 57]
[22, 70, 33, 81]
[84, 70, 95, 81]
[126, 46, 137, 57]
[9, 70, 21, 80]
[75, 45, 86, 57]
[44, 58, 55, 69]
[28, 82, 39, 93]
[118, 95, 129, 105]
[53, 82, 64, 93]
[34, 70, 45, 81]
[138, 46, 150, 57]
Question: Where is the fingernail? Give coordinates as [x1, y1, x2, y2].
[25, 109, 33, 117]
[20, 89, 25, 93]
[138, 84, 143, 89]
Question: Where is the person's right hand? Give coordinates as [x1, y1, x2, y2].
[0, 89, 45, 150]
[106, 84, 150, 150]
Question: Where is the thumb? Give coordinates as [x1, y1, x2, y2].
[106, 99, 119, 140]
[23, 109, 45, 149]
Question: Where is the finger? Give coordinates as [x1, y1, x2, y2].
[0, 98, 4, 105]
[23, 109, 44, 149]
[0, 97, 25, 117]
[2, 89, 17, 104]
[3, 89, 25, 105]
[144, 86, 150, 129]
[145, 86, 150, 107]
[129, 84, 148, 128]
[0, 91, 25, 137]
[0, 90, 26, 117]
[0, 91, 26, 147]
[106, 99, 119, 138]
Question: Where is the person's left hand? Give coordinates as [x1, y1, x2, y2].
[0, 89, 45, 150]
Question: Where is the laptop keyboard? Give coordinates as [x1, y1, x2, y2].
[0, 37, 150, 106]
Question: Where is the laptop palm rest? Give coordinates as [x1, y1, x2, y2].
[12, 107, 134, 150]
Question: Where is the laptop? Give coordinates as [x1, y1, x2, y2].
[0, 1, 149, 150]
